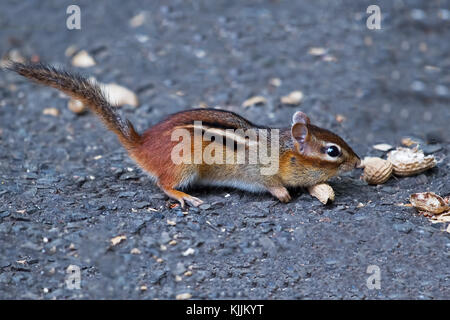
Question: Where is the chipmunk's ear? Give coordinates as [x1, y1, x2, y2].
[291, 122, 310, 154]
[292, 111, 310, 125]
[291, 111, 311, 153]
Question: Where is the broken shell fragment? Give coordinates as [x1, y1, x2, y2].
[68, 98, 87, 114]
[280, 90, 304, 105]
[110, 235, 127, 246]
[42, 107, 60, 117]
[102, 83, 139, 107]
[65, 45, 78, 57]
[401, 137, 419, 147]
[71, 50, 96, 68]
[308, 183, 335, 204]
[6, 49, 25, 63]
[361, 157, 393, 185]
[335, 114, 346, 123]
[176, 293, 192, 300]
[372, 143, 394, 152]
[387, 147, 436, 176]
[129, 12, 146, 28]
[65, 82, 139, 111]
[269, 77, 282, 87]
[242, 96, 267, 108]
[308, 47, 326, 56]
[409, 192, 449, 215]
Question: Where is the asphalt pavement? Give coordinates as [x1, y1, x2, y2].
[0, 0, 448, 299]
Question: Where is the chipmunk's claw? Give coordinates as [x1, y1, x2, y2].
[160, 186, 204, 209]
[183, 195, 204, 208]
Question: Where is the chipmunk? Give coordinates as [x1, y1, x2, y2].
[6, 62, 361, 207]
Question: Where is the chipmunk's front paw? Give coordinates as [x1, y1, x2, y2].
[268, 186, 291, 203]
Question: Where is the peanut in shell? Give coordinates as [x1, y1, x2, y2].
[361, 157, 393, 185]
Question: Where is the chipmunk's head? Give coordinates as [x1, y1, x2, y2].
[290, 111, 361, 174]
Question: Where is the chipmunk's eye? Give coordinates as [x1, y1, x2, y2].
[326, 145, 341, 158]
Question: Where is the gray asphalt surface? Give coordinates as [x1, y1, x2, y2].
[0, 0, 449, 299]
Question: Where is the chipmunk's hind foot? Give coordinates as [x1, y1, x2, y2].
[159, 185, 204, 208]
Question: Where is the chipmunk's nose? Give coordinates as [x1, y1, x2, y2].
[355, 157, 363, 169]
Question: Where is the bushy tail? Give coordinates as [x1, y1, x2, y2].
[5, 62, 141, 150]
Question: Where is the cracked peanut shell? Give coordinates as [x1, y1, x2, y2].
[409, 192, 449, 215]
[387, 147, 436, 176]
[308, 183, 335, 204]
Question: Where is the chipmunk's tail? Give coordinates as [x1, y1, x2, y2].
[5, 62, 141, 150]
